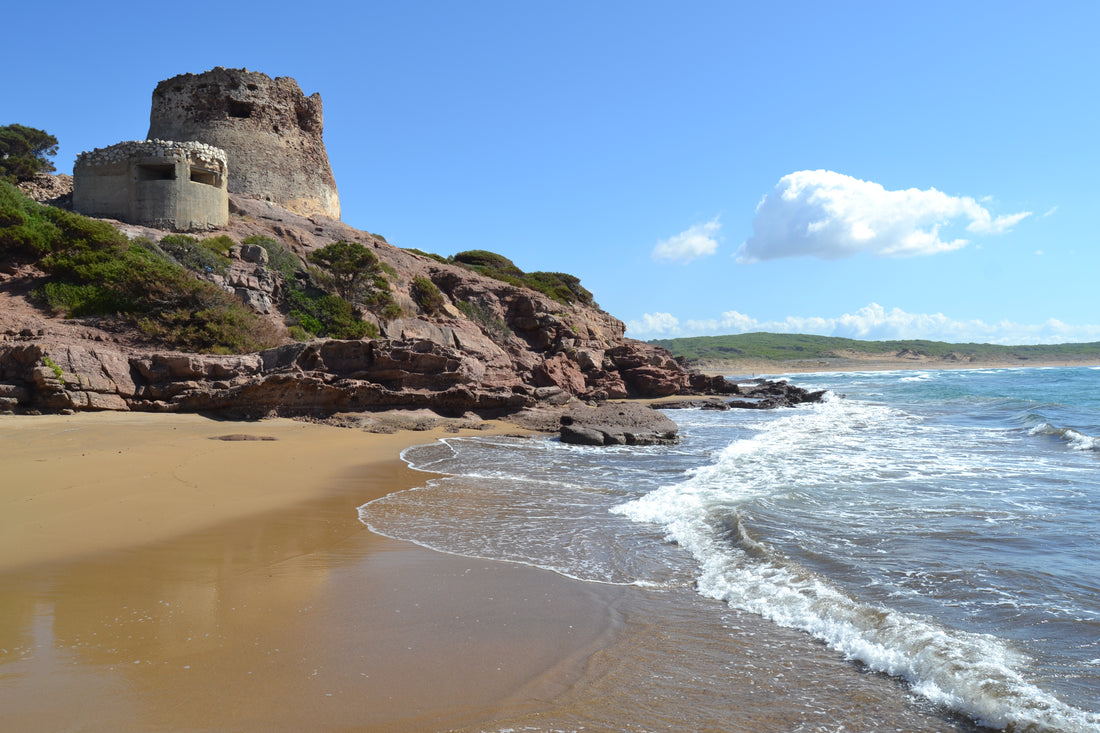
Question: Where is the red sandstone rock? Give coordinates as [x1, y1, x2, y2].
[533, 353, 587, 394]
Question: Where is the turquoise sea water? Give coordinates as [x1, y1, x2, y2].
[360, 366, 1100, 732]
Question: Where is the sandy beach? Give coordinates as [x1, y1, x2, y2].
[0, 409, 981, 732]
[0, 413, 628, 731]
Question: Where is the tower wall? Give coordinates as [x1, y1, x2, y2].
[147, 67, 340, 220]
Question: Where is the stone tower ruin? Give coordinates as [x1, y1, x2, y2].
[147, 67, 341, 220]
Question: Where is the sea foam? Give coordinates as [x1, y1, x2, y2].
[614, 396, 1100, 732]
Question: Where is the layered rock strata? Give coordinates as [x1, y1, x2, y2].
[0, 340, 533, 418]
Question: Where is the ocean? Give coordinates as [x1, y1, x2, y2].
[359, 366, 1100, 732]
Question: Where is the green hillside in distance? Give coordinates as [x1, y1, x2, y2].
[650, 332, 1100, 365]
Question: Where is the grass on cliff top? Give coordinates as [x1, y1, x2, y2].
[0, 181, 280, 354]
[452, 250, 595, 307]
[651, 332, 1100, 364]
[404, 246, 595, 307]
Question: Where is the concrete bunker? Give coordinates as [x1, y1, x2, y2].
[72, 140, 229, 231]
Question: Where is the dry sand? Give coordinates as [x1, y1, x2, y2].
[1, 412, 463, 570]
[0, 412, 624, 731]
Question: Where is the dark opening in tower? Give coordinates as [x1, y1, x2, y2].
[227, 100, 253, 119]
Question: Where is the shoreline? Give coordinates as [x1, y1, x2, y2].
[0, 411, 528, 571]
[0, 409, 980, 731]
[0, 412, 627, 731]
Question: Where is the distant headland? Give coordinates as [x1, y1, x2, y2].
[650, 332, 1100, 375]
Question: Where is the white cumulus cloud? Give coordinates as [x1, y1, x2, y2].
[736, 170, 1031, 263]
[625, 303, 1100, 345]
[652, 217, 721, 263]
[627, 311, 682, 336]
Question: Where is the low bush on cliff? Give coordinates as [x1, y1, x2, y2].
[525, 271, 593, 306]
[1, 180, 125, 256]
[242, 234, 302, 280]
[456, 300, 511, 341]
[158, 234, 232, 275]
[132, 285, 281, 354]
[411, 275, 446, 315]
[307, 240, 401, 321]
[308, 241, 385, 301]
[286, 288, 377, 340]
[0, 182, 280, 353]
[451, 250, 524, 278]
[450, 249, 594, 306]
[403, 247, 449, 264]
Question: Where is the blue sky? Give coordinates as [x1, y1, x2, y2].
[6, 1, 1098, 344]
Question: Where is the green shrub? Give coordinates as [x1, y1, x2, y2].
[0, 124, 58, 183]
[1, 184, 279, 353]
[0, 183, 59, 255]
[202, 234, 236, 254]
[41, 242, 185, 314]
[525, 271, 594, 306]
[403, 247, 449, 264]
[1, 181, 126, 258]
[40, 281, 126, 316]
[308, 241, 381, 301]
[242, 234, 301, 280]
[42, 354, 64, 382]
[411, 275, 446, 315]
[159, 234, 231, 275]
[287, 288, 377, 340]
[451, 250, 524, 277]
[448, 249, 593, 306]
[456, 300, 511, 341]
[135, 295, 280, 354]
[307, 240, 399, 320]
[380, 302, 402, 320]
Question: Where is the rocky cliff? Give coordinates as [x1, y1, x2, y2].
[1, 185, 734, 422]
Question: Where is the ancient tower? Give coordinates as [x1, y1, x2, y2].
[147, 67, 340, 220]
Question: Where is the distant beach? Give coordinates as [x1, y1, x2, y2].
[697, 353, 1100, 378]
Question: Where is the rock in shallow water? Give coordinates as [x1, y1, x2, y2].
[557, 402, 680, 446]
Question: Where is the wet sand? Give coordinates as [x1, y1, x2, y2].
[0, 412, 979, 732]
[0, 413, 623, 731]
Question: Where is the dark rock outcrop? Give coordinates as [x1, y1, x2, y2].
[660, 379, 827, 411]
[557, 402, 680, 446]
[726, 379, 827, 409]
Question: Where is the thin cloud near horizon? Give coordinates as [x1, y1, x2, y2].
[626, 303, 1100, 345]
